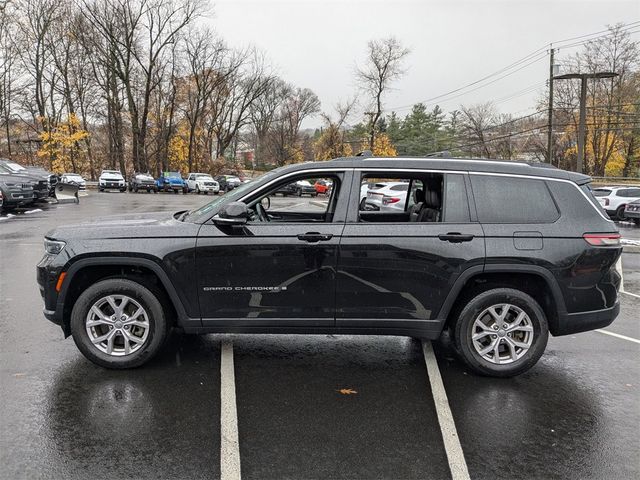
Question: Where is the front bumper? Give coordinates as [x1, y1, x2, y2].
[555, 301, 620, 336]
[101, 182, 125, 189]
[624, 209, 640, 219]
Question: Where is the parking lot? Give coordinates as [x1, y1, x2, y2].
[1, 192, 639, 480]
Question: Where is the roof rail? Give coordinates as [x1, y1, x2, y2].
[424, 150, 451, 158]
[355, 150, 373, 158]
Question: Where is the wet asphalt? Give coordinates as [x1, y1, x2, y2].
[0, 192, 638, 480]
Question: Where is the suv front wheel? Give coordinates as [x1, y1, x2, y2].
[70, 278, 169, 369]
[453, 288, 549, 377]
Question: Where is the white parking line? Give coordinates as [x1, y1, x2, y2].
[422, 341, 471, 480]
[621, 290, 640, 299]
[220, 342, 242, 480]
[595, 329, 640, 344]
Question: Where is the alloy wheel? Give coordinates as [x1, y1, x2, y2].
[85, 294, 150, 356]
[471, 303, 534, 364]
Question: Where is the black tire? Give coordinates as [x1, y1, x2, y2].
[453, 288, 549, 377]
[133, 186, 138, 193]
[173, 189, 178, 194]
[99, 188, 104, 192]
[615, 205, 627, 221]
[634, 218, 640, 226]
[120, 188, 126, 192]
[204, 191, 208, 195]
[196, 185, 200, 194]
[296, 188, 302, 197]
[70, 278, 169, 369]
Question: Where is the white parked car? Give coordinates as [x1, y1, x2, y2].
[186, 173, 220, 194]
[98, 170, 126, 192]
[361, 181, 410, 211]
[60, 173, 86, 191]
[592, 185, 640, 220]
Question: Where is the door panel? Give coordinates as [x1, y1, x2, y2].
[336, 223, 485, 331]
[196, 223, 344, 327]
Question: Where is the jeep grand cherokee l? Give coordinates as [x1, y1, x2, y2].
[37, 157, 622, 377]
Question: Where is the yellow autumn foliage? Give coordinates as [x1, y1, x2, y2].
[37, 114, 89, 174]
[167, 126, 189, 174]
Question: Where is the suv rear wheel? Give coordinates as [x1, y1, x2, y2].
[70, 278, 169, 369]
[453, 288, 549, 377]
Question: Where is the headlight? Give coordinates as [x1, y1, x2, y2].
[44, 238, 66, 255]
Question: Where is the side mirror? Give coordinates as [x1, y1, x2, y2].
[213, 202, 248, 226]
[260, 196, 271, 210]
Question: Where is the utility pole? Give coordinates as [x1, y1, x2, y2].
[546, 46, 554, 164]
[554, 71, 618, 173]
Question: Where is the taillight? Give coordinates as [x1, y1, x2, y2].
[382, 196, 401, 205]
[604, 198, 609, 206]
[583, 233, 621, 246]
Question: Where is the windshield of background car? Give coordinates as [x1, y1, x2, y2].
[183, 168, 285, 222]
[196, 174, 214, 180]
[166, 172, 182, 178]
[5, 162, 26, 173]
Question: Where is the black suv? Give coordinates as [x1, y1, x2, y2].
[37, 157, 622, 376]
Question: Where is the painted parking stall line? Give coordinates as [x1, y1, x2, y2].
[595, 329, 640, 344]
[220, 341, 242, 480]
[422, 341, 471, 480]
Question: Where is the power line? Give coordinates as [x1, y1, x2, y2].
[386, 22, 640, 115]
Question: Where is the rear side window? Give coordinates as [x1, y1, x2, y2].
[470, 175, 559, 223]
[618, 188, 640, 197]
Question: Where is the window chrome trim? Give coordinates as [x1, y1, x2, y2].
[236, 168, 347, 204]
[234, 165, 612, 224]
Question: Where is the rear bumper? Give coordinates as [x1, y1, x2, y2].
[555, 301, 620, 336]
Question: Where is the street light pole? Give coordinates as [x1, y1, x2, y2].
[553, 71, 618, 173]
[547, 47, 555, 164]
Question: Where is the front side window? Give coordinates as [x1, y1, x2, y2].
[245, 174, 342, 223]
[470, 175, 559, 223]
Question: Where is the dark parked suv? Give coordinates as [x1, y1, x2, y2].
[37, 157, 622, 376]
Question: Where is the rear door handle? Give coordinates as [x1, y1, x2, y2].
[297, 232, 333, 242]
[438, 232, 475, 243]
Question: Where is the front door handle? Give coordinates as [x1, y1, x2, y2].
[297, 232, 333, 242]
[438, 232, 475, 243]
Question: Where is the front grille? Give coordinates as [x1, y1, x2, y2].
[204, 182, 215, 186]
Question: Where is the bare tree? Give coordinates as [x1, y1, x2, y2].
[314, 99, 357, 160]
[356, 37, 410, 150]
[459, 103, 497, 158]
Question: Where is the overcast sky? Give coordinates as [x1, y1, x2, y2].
[207, 0, 639, 128]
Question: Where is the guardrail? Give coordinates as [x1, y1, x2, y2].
[591, 176, 640, 185]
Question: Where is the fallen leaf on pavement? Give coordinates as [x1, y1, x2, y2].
[337, 388, 357, 395]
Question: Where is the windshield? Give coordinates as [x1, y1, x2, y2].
[196, 174, 214, 180]
[66, 174, 82, 179]
[166, 172, 182, 178]
[183, 168, 285, 223]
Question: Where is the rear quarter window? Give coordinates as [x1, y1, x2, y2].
[470, 175, 559, 223]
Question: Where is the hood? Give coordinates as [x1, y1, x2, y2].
[137, 174, 155, 181]
[165, 177, 184, 184]
[46, 211, 199, 241]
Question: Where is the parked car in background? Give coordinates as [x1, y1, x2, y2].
[592, 185, 640, 220]
[157, 172, 187, 194]
[0, 159, 51, 200]
[293, 180, 317, 197]
[60, 173, 86, 191]
[128, 173, 157, 193]
[314, 179, 332, 195]
[214, 175, 242, 192]
[99, 170, 126, 192]
[360, 181, 409, 211]
[624, 199, 640, 225]
[0, 173, 34, 210]
[186, 173, 220, 194]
